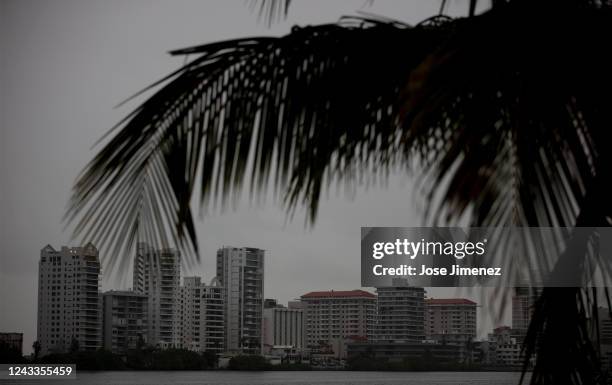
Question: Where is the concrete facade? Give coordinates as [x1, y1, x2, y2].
[425, 298, 477, 346]
[300, 290, 376, 352]
[375, 280, 425, 343]
[102, 290, 147, 354]
[133, 243, 181, 348]
[177, 276, 225, 353]
[216, 247, 264, 354]
[263, 305, 305, 352]
[37, 244, 102, 355]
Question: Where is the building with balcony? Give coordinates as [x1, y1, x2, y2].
[512, 287, 542, 341]
[216, 247, 264, 354]
[177, 276, 225, 353]
[300, 289, 376, 356]
[102, 290, 147, 354]
[200, 278, 225, 353]
[133, 243, 181, 348]
[37, 243, 102, 355]
[375, 279, 425, 343]
[425, 298, 477, 346]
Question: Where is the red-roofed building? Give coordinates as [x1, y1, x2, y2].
[300, 290, 376, 357]
[425, 298, 477, 346]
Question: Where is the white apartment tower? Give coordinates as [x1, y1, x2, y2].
[37, 243, 102, 355]
[216, 247, 264, 354]
[178, 277, 202, 351]
[200, 278, 225, 353]
[375, 279, 425, 343]
[133, 243, 181, 348]
[178, 276, 225, 353]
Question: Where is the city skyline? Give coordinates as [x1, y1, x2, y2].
[29, 241, 517, 357]
[0, 239, 538, 371]
[0, 0, 510, 357]
[4, 240, 511, 355]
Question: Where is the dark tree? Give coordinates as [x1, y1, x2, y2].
[32, 340, 41, 361]
[70, 337, 79, 354]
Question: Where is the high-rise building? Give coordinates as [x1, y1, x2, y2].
[512, 287, 542, 341]
[177, 276, 225, 353]
[178, 277, 203, 351]
[425, 298, 477, 345]
[216, 247, 264, 354]
[263, 303, 305, 352]
[133, 243, 181, 348]
[375, 279, 425, 343]
[300, 290, 376, 350]
[200, 278, 225, 353]
[37, 244, 102, 355]
[102, 290, 148, 354]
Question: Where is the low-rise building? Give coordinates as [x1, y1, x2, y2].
[347, 341, 463, 364]
[0, 333, 23, 356]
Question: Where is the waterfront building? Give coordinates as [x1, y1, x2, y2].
[425, 298, 477, 345]
[102, 290, 147, 354]
[300, 289, 376, 352]
[133, 243, 181, 348]
[37, 244, 102, 355]
[375, 279, 425, 343]
[216, 247, 264, 354]
[263, 303, 305, 353]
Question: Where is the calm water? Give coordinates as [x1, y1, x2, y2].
[0, 371, 529, 385]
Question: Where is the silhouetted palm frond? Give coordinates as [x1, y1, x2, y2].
[68, 1, 612, 383]
[248, 0, 292, 26]
[67, 15, 438, 271]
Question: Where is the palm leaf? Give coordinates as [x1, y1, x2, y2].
[67, 16, 445, 272]
[67, 1, 612, 383]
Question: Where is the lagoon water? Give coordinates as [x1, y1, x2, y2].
[0, 370, 528, 385]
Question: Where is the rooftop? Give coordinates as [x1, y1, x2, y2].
[301, 289, 376, 299]
[425, 298, 477, 305]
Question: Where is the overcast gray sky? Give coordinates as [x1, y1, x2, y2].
[0, 0, 508, 354]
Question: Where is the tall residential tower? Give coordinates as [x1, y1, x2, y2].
[133, 243, 181, 348]
[37, 244, 102, 355]
[375, 279, 425, 343]
[216, 247, 264, 354]
[177, 276, 225, 353]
